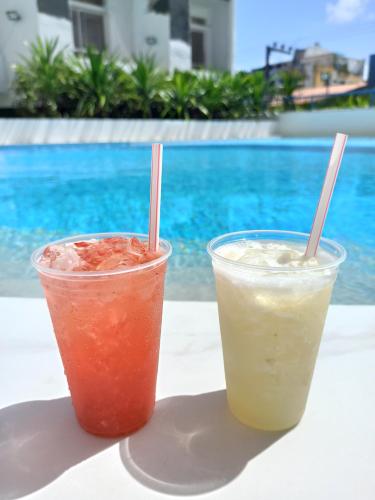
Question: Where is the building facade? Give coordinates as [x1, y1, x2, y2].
[258, 43, 364, 89]
[293, 44, 364, 88]
[0, 0, 235, 107]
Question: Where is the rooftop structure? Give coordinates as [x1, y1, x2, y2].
[255, 43, 365, 89]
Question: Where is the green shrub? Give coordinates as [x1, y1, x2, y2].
[298, 93, 370, 110]
[68, 48, 134, 117]
[14, 37, 72, 117]
[246, 71, 275, 116]
[162, 71, 206, 119]
[129, 56, 166, 118]
[277, 69, 304, 111]
[13, 37, 370, 119]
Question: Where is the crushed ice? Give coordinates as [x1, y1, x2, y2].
[39, 237, 160, 272]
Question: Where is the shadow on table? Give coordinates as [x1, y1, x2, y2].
[0, 398, 117, 499]
[120, 390, 287, 496]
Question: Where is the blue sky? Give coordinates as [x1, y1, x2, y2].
[234, 0, 375, 75]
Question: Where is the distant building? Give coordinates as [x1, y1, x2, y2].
[293, 43, 365, 87]
[256, 43, 365, 88]
[0, 0, 235, 107]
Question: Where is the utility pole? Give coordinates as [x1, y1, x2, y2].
[368, 54, 375, 106]
[320, 72, 331, 95]
[265, 43, 293, 80]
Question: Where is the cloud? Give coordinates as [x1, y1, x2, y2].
[326, 0, 369, 23]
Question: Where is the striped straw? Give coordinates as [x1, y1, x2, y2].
[148, 143, 163, 252]
[305, 133, 348, 258]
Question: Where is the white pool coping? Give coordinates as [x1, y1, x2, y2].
[1, 110, 375, 145]
[0, 298, 374, 499]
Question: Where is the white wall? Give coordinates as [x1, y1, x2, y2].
[132, 0, 170, 69]
[37, 13, 74, 51]
[0, 119, 277, 145]
[189, 0, 233, 72]
[277, 108, 375, 137]
[169, 40, 191, 71]
[2, 108, 374, 144]
[105, 0, 133, 59]
[227, 0, 235, 72]
[0, 0, 39, 106]
[88, 0, 172, 68]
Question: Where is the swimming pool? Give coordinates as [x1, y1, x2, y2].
[0, 139, 374, 303]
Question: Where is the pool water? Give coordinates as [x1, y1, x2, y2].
[0, 139, 374, 303]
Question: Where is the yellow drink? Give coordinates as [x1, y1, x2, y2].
[208, 231, 346, 431]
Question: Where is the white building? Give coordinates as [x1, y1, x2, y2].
[0, 0, 235, 107]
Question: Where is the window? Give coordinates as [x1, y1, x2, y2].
[191, 16, 206, 27]
[191, 30, 205, 68]
[70, 1, 106, 52]
[190, 13, 208, 69]
[75, 0, 104, 5]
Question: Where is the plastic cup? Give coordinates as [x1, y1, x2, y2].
[207, 230, 346, 431]
[32, 232, 172, 437]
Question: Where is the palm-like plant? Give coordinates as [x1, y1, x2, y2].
[13, 38, 310, 119]
[278, 69, 304, 111]
[210, 71, 273, 119]
[14, 37, 71, 116]
[162, 71, 207, 119]
[223, 72, 255, 118]
[130, 56, 166, 118]
[246, 71, 274, 116]
[69, 48, 134, 117]
[195, 72, 230, 119]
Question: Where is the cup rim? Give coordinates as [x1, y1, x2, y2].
[31, 232, 172, 278]
[207, 230, 346, 273]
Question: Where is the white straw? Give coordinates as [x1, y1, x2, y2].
[305, 133, 348, 258]
[148, 143, 163, 252]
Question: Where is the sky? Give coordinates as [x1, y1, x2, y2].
[234, 0, 375, 75]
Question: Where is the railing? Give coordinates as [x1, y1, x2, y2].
[292, 87, 375, 109]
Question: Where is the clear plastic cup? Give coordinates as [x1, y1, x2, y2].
[32, 232, 172, 437]
[208, 230, 346, 431]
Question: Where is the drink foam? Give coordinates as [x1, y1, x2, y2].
[213, 240, 337, 292]
[215, 241, 334, 270]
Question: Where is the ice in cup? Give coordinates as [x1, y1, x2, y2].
[32, 233, 172, 437]
[208, 230, 346, 431]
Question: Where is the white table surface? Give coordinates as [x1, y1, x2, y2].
[0, 298, 374, 500]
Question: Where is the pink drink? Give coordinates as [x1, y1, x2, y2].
[32, 233, 171, 437]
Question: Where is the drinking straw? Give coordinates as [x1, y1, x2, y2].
[305, 133, 348, 258]
[148, 143, 163, 252]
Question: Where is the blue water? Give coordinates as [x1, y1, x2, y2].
[0, 139, 374, 303]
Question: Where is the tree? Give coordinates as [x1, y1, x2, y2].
[129, 56, 166, 118]
[278, 69, 304, 111]
[69, 48, 134, 117]
[14, 37, 71, 116]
